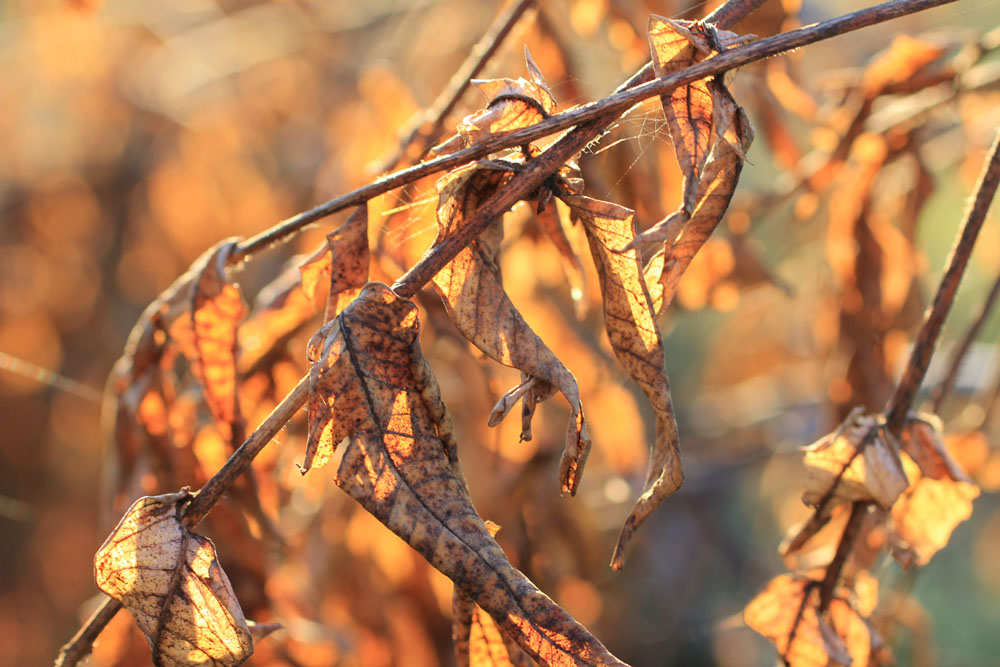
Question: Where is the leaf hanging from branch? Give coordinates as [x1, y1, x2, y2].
[94, 491, 253, 666]
[431, 163, 591, 496]
[299, 205, 370, 323]
[303, 282, 627, 666]
[561, 194, 682, 571]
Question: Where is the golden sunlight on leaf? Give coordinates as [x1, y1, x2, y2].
[801, 411, 908, 511]
[453, 521, 535, 667]
[562, 194, 681, 571]
[303, 283, 626, 666]
[432, 164, 591, 496]
[744, 575, 870, 667]
[299, 205, 370, 323]
[94, 491, 253, 666]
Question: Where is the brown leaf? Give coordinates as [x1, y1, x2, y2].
[744, 575, 871, 667]
[299, 205, 370, 323]
[534, 203, 587, 318]
[641, 82, 753, 314]
[432, 164, 591, 496]
[459, 55, 556, 144]
[648, 16, 715, 214]
[453, 521, 535, 667]
[561, 194, 682, 571]
[900, 415, 973, 482]
[95, 491, 253, 666]
[801, 411, 909, 511]
[237, 263, 319, 375]
[303, 283, 627, 666]
[861, 35, 947, 98]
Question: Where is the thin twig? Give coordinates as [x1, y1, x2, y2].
[704, 0, 770, 28]
[231, 0, 959, 262]
[885, 128, 1000, 435]
[376, 0, 537, 172]
[817, 501, 870, 611]
[930, 273, 1000, 411]
[54, 596, 122, 667]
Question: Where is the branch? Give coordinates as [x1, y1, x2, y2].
[884, 128, 1000, 435]
[930, 272, 1000, 411]
[232, 0, 960, 262]
[815, 127, 1000, 615]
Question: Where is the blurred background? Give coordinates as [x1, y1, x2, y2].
[1, 0, 999, 664]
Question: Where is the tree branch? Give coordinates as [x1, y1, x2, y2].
[232, 0, 959, 263]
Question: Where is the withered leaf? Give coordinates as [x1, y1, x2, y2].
[95, 491, 253, 666]
[453, 521, 534, 667]
[744, 575, 871, 667]
[889, 421, 979, 567]
[459, 53, 555, 144]
[303, 283, 627, 666]
[432, 164, 591, 496]
[801, 411, 909, 511]
[644, 82, 754, 314]
[561, 194, 682, 571]
[237, 263, 319, 375]
[299, 205, 370, 323]
[648, 16, 718, 214]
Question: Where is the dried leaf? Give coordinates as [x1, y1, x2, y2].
[162, 240, 248, 443]
[299, 205, 370, 323]
[432, 164, 591, 496]
[453, 521, 535, 667]
[889, 449, 978, 568]
[801, 411, 909, 511]
[303, 283, 626, 666]
[238, 263, 319, 375]
[95, 491, 253, 666]
[901, 415, 973, 482]
[459, 59, 555, 144]
[642, 82, 754, 314]
[744, 575, 870, 667]
[535, 203, 587, 317]
[561, 194, 682, 570]
[862, 35, 947, 97]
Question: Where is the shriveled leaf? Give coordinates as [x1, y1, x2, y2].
[238, 262, 319, 375]
[299, 205, 370, 323]
[432, 164, 591, 496]
[95, 491, 253, 666]
[744, 575, 870, 667]
[459, 62, 555, 144]
[901, 414, 974, 482]
[644, 82, 754, 314]
[648, 16, 716, 214]
[453, 521, 535, 667]
[802, 411, 908, 511]
[304, 283, 627, 666]
[523, 45, 556, 112]
[889, 450, 978, 568]
[562, 194, 682, 571]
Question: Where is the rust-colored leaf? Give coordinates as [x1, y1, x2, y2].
[299, 205, 370, 323]
[801, 411, 909, 512]
[744, 575, 870, 667]
[453, 521, 534, 667]
[303, 283, 627, 666]
[561, 194, 682, 571]
[432, 164, 591, 496]
[889, 418, 979, 567]
[94, 491, 253, 666]
[861, 35, 947, 98]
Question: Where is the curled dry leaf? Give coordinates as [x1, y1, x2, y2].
[432, 163, 591, 495]
[459, 68, 555, 145]
[95, 491, 253, 666]
[744, 575, 871, 667]
[453, 521, 534, 667]
[645, 82, 754, 314]
[648, 16, 719, 214]
[801, 411, 908, 512]
[299, 205, 370, 323]
[303, 283, 626, 666]
[889, 417, 979, 567]
[561, 194, 682, 571]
